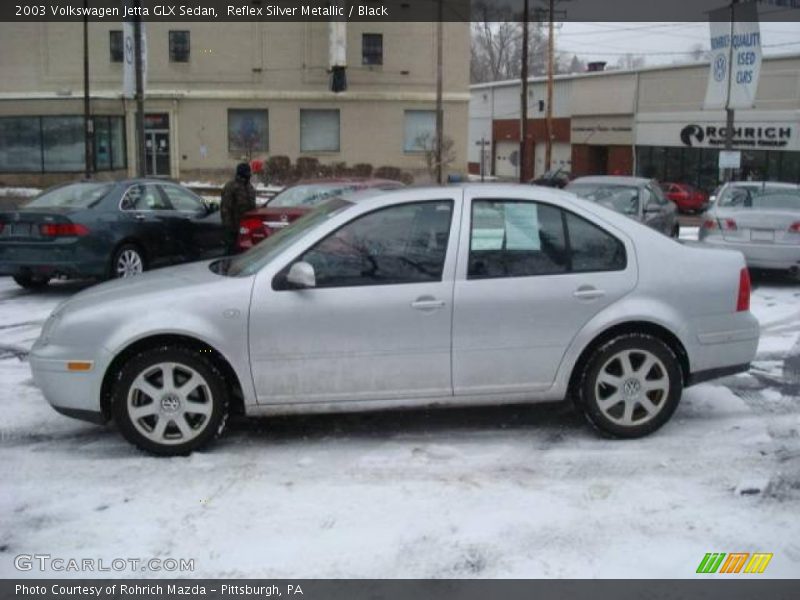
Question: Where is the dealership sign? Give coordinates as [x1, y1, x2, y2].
[704, 2, 762, 110]
[635, 114, 799, 152]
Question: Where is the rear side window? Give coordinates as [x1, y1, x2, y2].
[468, 199, 625, 279]
[565, 212, 627, 272]
[469, 200, 568, 279]
[121, 184, 170, 211]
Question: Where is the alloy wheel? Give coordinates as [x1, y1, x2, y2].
[127, 362, 214, 445]
[116, 249, 143, 278]
[594, 349, 670, 427]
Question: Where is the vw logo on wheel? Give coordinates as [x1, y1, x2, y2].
[713, 54, 727, 82]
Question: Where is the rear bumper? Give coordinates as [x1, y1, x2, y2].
[688, 311, 759, 380]
[698, 237, 800, 271]
[0, 241, 107, 278]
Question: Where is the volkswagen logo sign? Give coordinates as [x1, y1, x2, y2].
[713, 54, 727, 82]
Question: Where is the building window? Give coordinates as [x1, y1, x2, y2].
[362, 33, 383, 65]
[403, 110, 436, 152]
[300, 109, 340, 152]
[0, 116, 126, 173]
[109, 30, 123, 63]
[228, 109, 269, 155]
[169, 31, 190, 62]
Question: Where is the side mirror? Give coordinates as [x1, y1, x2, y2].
[286, 261, 316, 289]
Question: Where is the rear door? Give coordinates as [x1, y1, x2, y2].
[452, 189, 636, 395]
[119, 183, 178, 268]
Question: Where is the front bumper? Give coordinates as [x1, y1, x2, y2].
[29, 341, 111, 423]
[698, 237, 800, 271]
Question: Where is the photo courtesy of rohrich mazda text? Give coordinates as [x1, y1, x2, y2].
[0, 0, 799, 595]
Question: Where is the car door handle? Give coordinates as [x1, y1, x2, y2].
[573, 286, 605, 300]
[134, 214, 145, 221]
[411, 298, 446, 311]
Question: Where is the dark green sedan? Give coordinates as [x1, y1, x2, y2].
[0, 179, 227, 290]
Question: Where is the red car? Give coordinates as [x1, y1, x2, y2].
[660, 182, 709, 213]
[236, 178, 403, 251]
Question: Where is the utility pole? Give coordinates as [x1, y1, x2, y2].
[133, 0, 146, 177]
[435, 0, 444, 184]
[82, 1, 93, 179]
[519, 0, 529, 183]
[723, 0, 737, 182]
[544, 0, 555, 173]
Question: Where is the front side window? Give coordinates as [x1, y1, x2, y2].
[300, 109, 340, 152]
[228, 109, 268, 154]
[169, 31, 190, 62]
[109, 30, 123, 62]
[469, 200, 568, 279]
[362, 33, 383, 65]
[160, 185, 204, 212]
[298, 201, 453, 288]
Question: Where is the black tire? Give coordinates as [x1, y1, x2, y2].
[671, 224, 680, 238]
[576, 333, 683, 439]
[112, 346, 229, 456]
[109, 243, 146, 280]
[13, 274, 50, 290]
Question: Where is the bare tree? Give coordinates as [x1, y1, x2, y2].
[688, 42, 711, 62]
[416, 133, 457, 181]
[615, 53, 646, 71]
[470, 0, 549, 83]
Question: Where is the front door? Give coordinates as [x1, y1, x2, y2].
[248, 196, 460, 404]
[145, 131, 170, 177]
[452, 191, 636, 395]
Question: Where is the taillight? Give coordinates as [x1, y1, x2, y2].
[702, 219, 717, 230]
[39, 223, 89, 237]
[789, 222, 800, 233]
[720, 218, 737, 231]
[239, 217, 262, 236]
[737, 268, 751, 312]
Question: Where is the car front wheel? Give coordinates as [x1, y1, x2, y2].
[112, 346, 229, 455]
[577, 333, 683, 438]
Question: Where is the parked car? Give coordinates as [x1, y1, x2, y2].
[0, 180, 226, 290]
[566, 176, 679, 238]
[237, 178, 403, 251]
[531, 168, 572, 189]
[31, 184, 758, 455]
[660, 182, 709, 213]
[698, 181, 800, 276]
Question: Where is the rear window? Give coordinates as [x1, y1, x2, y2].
[26, 183, 113, 209]
[269, 184, 349, 208]
[568, 183, 640, 217]
[718, 186, 800, 210]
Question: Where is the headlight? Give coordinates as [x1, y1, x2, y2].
[38, 304, 66, 345]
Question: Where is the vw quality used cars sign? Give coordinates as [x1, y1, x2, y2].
[704, 2, 762, 110]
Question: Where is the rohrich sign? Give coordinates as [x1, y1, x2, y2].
[635, 113, 800, 152]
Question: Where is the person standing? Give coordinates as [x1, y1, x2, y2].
[220, 162, 256, 254]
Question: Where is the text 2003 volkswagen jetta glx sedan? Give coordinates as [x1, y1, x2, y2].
[30, 184, 759, 455]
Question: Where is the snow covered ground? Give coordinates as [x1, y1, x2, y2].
[1, 254, 799, 578]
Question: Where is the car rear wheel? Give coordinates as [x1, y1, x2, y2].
[111, 244, 145, 279]
[13, 274, 50, 290]
[671, 224, 680, 238]
[576, 333, 683, 438]
[112, 346, 229, 455]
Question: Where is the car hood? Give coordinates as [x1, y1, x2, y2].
[64, 260, 226, 313]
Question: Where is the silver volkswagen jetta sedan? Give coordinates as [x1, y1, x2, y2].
[30, 185, 759, 455]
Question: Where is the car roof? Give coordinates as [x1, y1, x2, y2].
[287, 178, 402, 187]
[569, 176, 652, 186]
[726, 181, 800, 189]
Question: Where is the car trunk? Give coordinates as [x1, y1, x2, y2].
[718, 208, 800, 244]
[0, 208, 79, 243]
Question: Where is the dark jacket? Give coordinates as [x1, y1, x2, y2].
[220, 176, 256, 231]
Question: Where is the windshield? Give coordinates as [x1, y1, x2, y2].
[26, 182, 113, 208]
[268, 184, 353, 208]
[718, 186, 800, 210]
[568, 184, 640, 216]
[223, 198, 353, 277]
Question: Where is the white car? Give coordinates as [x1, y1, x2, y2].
[30, 185, 759, 455]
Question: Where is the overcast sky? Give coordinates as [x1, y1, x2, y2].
[555, 22, 800, 66]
